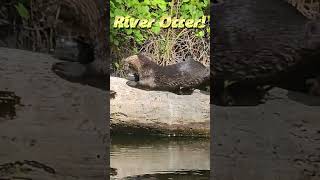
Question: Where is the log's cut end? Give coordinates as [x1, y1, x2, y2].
[110, 77, 210, 137]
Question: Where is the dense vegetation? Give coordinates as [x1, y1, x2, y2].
[110, 0, 210, 76]
[1, 0, 210, 77]
[0, 0, 60, 51]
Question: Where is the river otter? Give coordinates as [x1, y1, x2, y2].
[124, 54, 210, 94]
[51, 0, 108, 90]
[212, 0, 320, 106]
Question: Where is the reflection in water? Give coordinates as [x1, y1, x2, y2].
[111, 136, 210, 179]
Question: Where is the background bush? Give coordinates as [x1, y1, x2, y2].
[110, 0, 210, 77]
[1, 0, 210, 77]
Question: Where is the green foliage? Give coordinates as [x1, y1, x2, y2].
[110, 0, 209, 74]
[110, 0, 209, 47]
[179, 0, 209, 19]
[15, 2, 30, 20]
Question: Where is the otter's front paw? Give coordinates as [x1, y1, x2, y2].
[126, 81, 138, 87]
[126, 73, 139, 81]
[176, 88, 194, 95]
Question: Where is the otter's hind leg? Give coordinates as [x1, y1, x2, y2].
[126, 79, 155, 90]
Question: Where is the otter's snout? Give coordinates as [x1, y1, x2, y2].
[123, 55, 140, 81]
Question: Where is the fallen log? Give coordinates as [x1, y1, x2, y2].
[110, 77, 210, 137]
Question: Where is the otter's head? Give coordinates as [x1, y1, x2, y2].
[304, 20, 320, 51]
[123, 54, 156, 81]
[123, 55, 144, 82]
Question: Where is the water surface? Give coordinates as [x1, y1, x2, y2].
[110, 136, 210, 179]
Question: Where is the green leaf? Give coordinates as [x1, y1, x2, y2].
[206, 27, 210, 33]
[113, 39, 119, 46]
[113, 8, 124, 16]
[151, 24, 161, 34]
[114, 62, 120, 70]
[15, 3, 29, 20]
[143, 0, 151, 5]
[158, 3, 167, 11]
[196, 31, 205, 38]
[110, 1, 115, 9]
[133, 47, 138, 53]
[127, 0, 139, 6]
[126, 29, 133, 35]
[139, 6, 150, 17]
[133, 30, 144, 44]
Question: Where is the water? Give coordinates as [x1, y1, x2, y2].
[110, 136, 210, 179]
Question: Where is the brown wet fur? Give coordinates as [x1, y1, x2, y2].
[124, 54, 210, 94]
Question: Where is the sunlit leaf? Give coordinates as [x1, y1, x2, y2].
[15, 3, 29, 20]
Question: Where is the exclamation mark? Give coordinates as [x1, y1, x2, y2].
[198, 16, 207, 28]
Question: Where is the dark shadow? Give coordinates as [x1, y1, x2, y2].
[211, 0, 224, 6]
[0, 91, 21, 120]
[211, 81, 268, 106]
[287, 90, 320, 106]
[51, 63, 108, 91]
[125, 79, 210, 96]
[123, 170, 210, 180]
[111, 135, 208, 146]
[199, 90, 210, 96]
